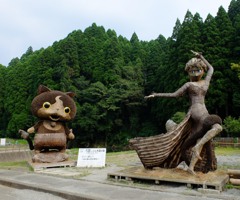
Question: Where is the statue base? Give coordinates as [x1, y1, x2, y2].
[108, 166, 229, 192]
[28, 160, 76, 171]
[32, 151, 68, 163]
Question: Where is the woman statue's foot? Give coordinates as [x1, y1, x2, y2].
[185, 145, 203, 176]
[187, 167, 196, 176]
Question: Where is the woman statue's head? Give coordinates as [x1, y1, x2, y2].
[185, 58, 207, 82]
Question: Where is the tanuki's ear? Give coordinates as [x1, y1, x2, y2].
[66, 92, 75, 98]
[38, 85, 51, 94]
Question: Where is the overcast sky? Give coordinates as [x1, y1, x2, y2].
[0, 0, 232, 66]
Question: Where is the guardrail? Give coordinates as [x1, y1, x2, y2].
[213, 137, 240, 148]
[0, 143, 29, 152]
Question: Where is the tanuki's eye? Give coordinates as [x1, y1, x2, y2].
[64, 107, 71, 114]
[43, 102, 51, 109]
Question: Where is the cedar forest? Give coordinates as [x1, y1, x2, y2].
[1, 1, 240, 150]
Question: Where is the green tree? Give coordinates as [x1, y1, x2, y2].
[20, 46, 33, 62]
[2, 9, 240, 147]
[0, 64, 6, 135]
[144, 35, 167, 94]
[228, 0, 240, 24]
[152, 11, 203, 125]
[4, 61, 33, 136]
[231, 63, 240, 110]
[209, 6, 237, 117]
[223, 116, 240, 137]
[231, 63, 240, 79]
[228, 0, 240, 59]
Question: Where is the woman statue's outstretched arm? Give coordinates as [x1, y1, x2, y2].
[145, 82, 190, 99]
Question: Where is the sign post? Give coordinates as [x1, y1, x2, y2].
[0, 138, 6, 146]
[77, 148, 106, 168]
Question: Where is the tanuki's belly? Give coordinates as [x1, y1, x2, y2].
[34, 132, 66, 150]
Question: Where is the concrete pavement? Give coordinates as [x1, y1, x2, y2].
[0, 169, 240, 200]
[0, 184, 65, 200]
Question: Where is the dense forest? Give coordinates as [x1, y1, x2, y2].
[1, 0, 240, 150]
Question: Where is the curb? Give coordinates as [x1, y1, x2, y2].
[0, 176, 102, 200]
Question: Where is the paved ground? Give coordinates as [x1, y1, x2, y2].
[0, 152, 240, 200]
[0, 169, 239, 200]
[0, 157, 240, 200]
[0, 184, 65, 200]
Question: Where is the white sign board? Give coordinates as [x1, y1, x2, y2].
[77, 148, 106, 168]
[0, 138, 6, 146]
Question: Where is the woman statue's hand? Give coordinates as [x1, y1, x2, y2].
[144, 93, 155, 99]
[191, 50, 202, 58]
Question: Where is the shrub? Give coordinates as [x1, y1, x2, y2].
[223, 116, 240, 137]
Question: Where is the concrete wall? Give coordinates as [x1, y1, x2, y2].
[0, 150, 33, 162]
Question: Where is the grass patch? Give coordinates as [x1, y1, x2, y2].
[66, 148, 79, 160]
[73, 170, 92, 178]
[0, 161, 33, 171]
[215, 147, 240, 156]
[226, 183, 240, 190]
[0, 147, 239, 172]
[67, 149, 138, 167]
[106, 151, 139, 167]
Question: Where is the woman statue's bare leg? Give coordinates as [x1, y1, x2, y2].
[187, 123, 222, 175]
